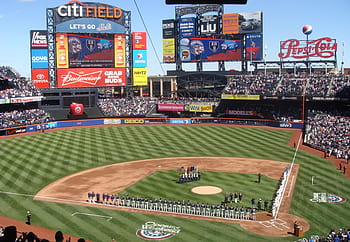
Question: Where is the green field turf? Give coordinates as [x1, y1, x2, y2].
[0, 125, 349, 242]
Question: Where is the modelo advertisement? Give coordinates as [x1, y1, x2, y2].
[57, 68, 126, 87]
[179, 37, 242, 62]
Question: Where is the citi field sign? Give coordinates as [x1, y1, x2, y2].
[278, 37, 337, 59]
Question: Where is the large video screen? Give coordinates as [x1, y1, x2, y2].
[67, 33, 115, 68]
[179, 37, 242, 62]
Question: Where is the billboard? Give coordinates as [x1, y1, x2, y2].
[31, 69, 49, 88]
[132, 32, 147, 49]
[31, 49, 49, 69]
[67, 33, 115, 68]
[114, 34, 126, 67]
[179, 37, 242, 62]
[133, 50, 147, 68]
[199, 15, 218, 36]
[245, 33, 263, 60]
[30, 30, 48, 48]
[238, 12, 262, 34]
[278, 37, 337, 60]
[178, 17, 196, 38]
[53, 2, 128, 34]
[222, 13, 239, 34]
[57, 68, 126, 87]
[163, 39, 176, 63]
[162, 19, 176, 39]
[133, 68, 148, 86]
[158, 104, 184, 111]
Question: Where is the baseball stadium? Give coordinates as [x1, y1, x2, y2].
[0, 1, 350, 242]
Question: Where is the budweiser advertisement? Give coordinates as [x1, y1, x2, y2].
[57, 68, 126, 87]
[278, 37, 337, 60]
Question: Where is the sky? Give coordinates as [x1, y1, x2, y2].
[0, 0, 349, 77]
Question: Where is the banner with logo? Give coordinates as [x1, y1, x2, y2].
[30, 30, 48, 49]
[163, 38, 176, 63]
[114, 34, 126, 67]
[186, 104, 213, 113]
[31, 49, 48, 69]
[133, 50, 147, 68]
[56, 33, 69, 69]
[179, 38, 242, 62]
[158, 104, 184, 111]
[31, 69, 49, 88]
[245, 33, 263, 60]
[199, 15, 218, 36]
[169, 119, 192, 124]
[57, 68, 126, 87]
[221, 94, 260, 100]
[132, 32, 147, 49]
[162, 19, 175, 39]
[178, 17, 196, 38]
[133, 68, 148, 86]
[225, 110, 257, 116]
[222, 14, 239, 34]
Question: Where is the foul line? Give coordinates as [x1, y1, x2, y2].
[71, 212, 112, 221]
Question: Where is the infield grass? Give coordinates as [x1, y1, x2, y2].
[0, 125, 349, 242]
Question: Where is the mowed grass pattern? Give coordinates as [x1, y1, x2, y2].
[0, 125, 349, 242]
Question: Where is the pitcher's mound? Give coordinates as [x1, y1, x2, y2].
[191, 186, 223, 195]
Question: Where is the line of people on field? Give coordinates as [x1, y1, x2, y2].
[86, 192, 263, 220]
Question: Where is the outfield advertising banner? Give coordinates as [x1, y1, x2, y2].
[30, 30, 48, 49]
[225, 110, 257, 116]
[132, 32, 147, 49]
[163, 38, 176, 63]
[178, 17, 196, 38]
[11, 96, 43, 104]
[133, 50, 147, 68]
[199, 15, 218, 36]
[179, 38, 242, 62]
[0, 98, 10, 104]
[222, 13, 239, 34]
[162, 19, 175, 39]
[238, 12, 262, 34]
[185, 104, 213, 113]
[221, 94, 260, 100]
[31, 69, 50, 88]
[31, 49, 49, 69]
[56, 33, 69, 69]
[245, 33, 263, 60]
[114, 34, 126, 67]
[56, 18, 126, 34]
[133, 68, 148, 86]
[169, 119, 192, 125]
[158, 104, 184, 111]
[57, 68, 126, 87]
[122, 119, 146, 124]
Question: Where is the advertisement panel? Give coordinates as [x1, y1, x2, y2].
[225, 110, 257, 116]
[133, 50, 147, 68]
[53, 2, 127, 26]
[158, 104, 184, 111]
[238, 12, 262, 34]
[31, 69, 50, 88]
[162, 19, 175, 39]
[199, 15, 218, 36]
[114, 34, 126, 67]
[56, 18, 125, 34]
[222, 14, 239, 34]
[179, 38, 242, 62]
[186, 104, 213, 113]
[57, 68, 126, 87]
[169, 119, 192, 125]
[133, 68, 148, 86]
[11, 96, 43, 103]
[278, 37, 337, 60]
[245, 33, 263, 60]
[132, 32, 147, 49]
[67, 33, 115, 68]
[31, 49, 48, 69]
[122, 119, 146, 124]
[178, 17, 196, 38]
[30, 30, 48, 49]
[163, 38, 176, 63]
[221, 94, 260, 100]
[56, 33, 69, 68]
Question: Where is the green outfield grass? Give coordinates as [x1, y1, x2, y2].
[0, 125, 349, 242]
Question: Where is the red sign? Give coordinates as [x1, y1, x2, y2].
[57, 68, 126, 87]
[132, 32, 147, 49]
[279, 37, 337, 59]
[70, 103, 84, 115]
[31, 69, 49, 88]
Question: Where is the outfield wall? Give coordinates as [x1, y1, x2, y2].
[0, 117, 302, 136]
